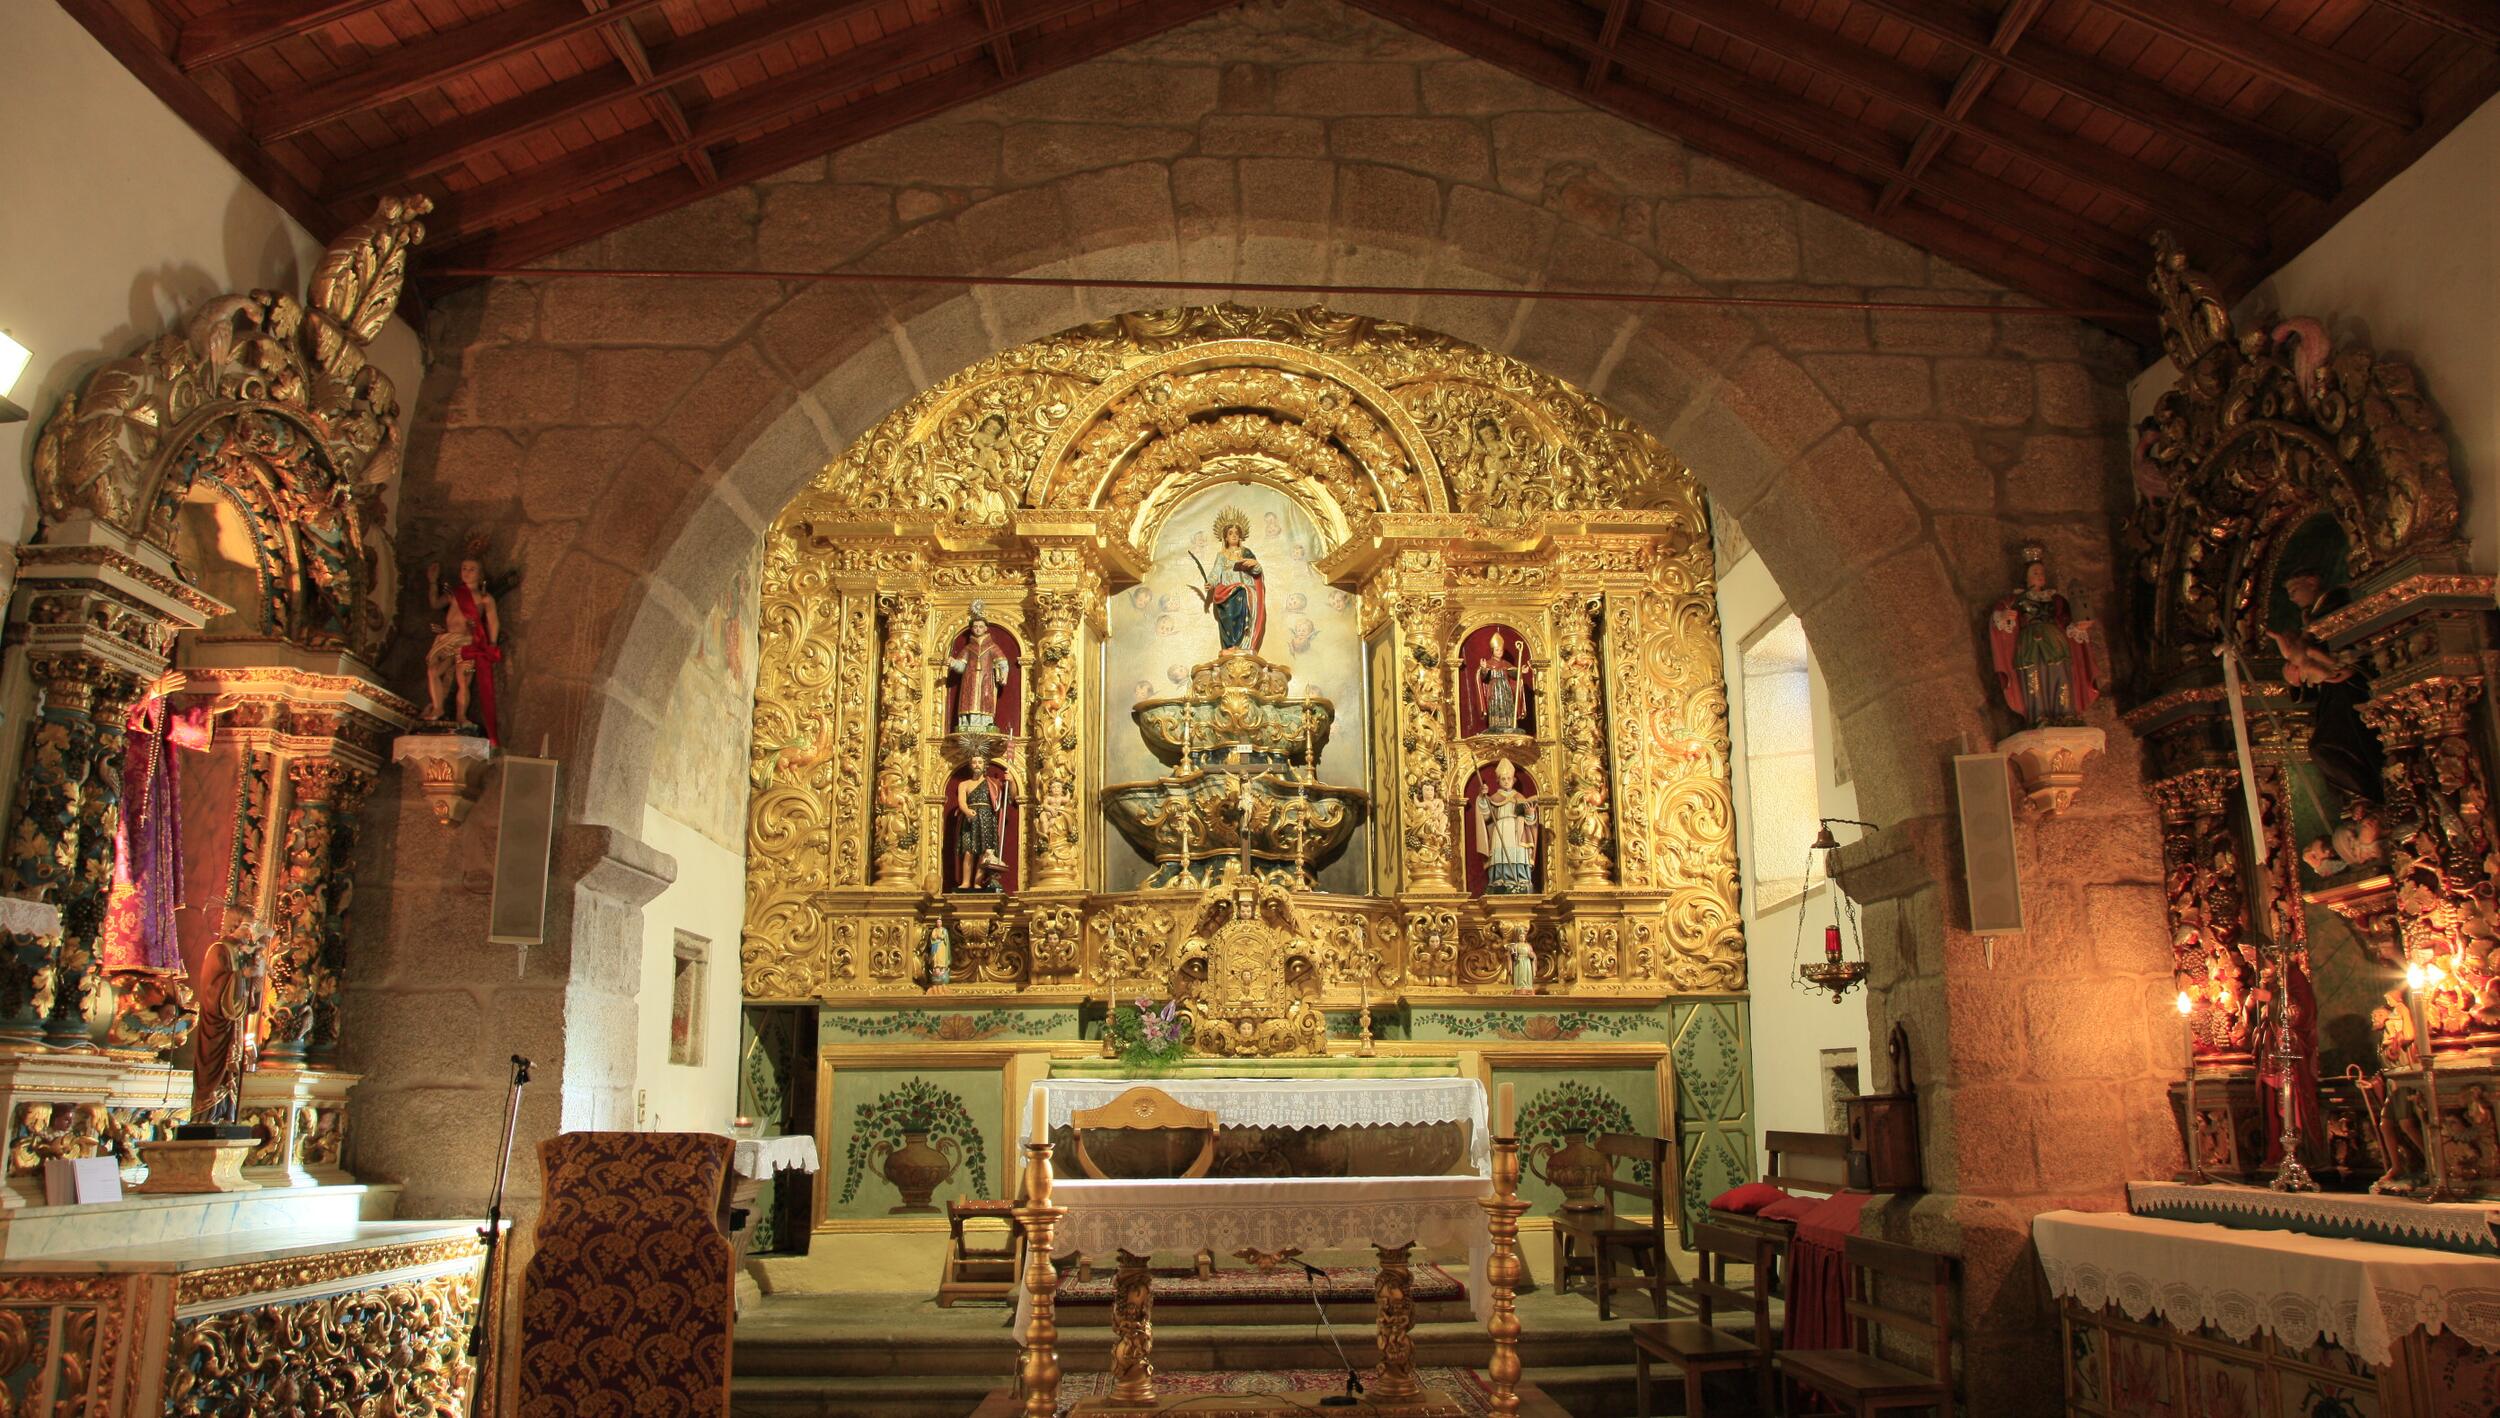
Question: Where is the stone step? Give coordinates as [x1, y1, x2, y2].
[728, 1364, 1701, 1418]
[735, 1320, 1641, 1379]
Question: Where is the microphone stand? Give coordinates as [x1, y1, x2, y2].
[469, 1055, 534, 1416]
[1291, 1257, 1364, 1407]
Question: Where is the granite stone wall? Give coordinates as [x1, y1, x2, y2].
[346, 2, 2167, 1402]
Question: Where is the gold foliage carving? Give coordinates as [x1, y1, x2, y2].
[168, 1270, 477, 1414]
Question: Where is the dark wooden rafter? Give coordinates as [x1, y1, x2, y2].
[252, 0, 678, 142]
[2372, 0, 2500, 48]
[1876, 0, 2049, 216]
[1487, 0, 2252, 261]
[2081, 0, 2419, 128]
[977, 0, 1020, 77]
[319, 0, 898, 206]
[1583, 0, 1637, 90]
[1345, 0, 2148, 313]
[1852, 0, 2346, 198]
[429, 0, 1116, 243]
[435, 0, 1247, 271]
[174, 0, 392, 71]
[586, 0, 716, 188]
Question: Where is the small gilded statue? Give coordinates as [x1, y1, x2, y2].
[924, 922, 953, 987]
[1988, 543, 2099, 727]
[1192, 507, 1266, 656]
[1475, 630, 1530, 735]
[1473, 758, 1541, 895]
[424, 547, 505, 743]
[1506, 923, 1536, 993]
[951, 752, 1015, 893]
[946, 602, 1017, 735]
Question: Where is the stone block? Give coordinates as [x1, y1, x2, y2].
[1867, 419, 1994, 512]
[1239, 158, 1336, 242]
[1872, 297, 1998, 356]
[1638, 276, 1761, 375]
[1936, 356, 2035, 427]
[945, 186, 1073, 277]
[2035, 359, 2116, 430]
[516, 427, 641, 525]
[539, 277, 780, 347]
[577, 446, 700, 576]
[1652, 198, 1799, 282]
[2003, 433, 2122, 516]
[1059, 163, 1177, 253]
[661, 345, 795, 471]
[1274, 62, 1419, 115]
[830, 122, 1002, 187]
[1334, 164, 1440, 254]
[1329, 116, 1492, 181]
[1422, 62, 1586, 115]
[1002, 123, 1196, 183]
[1489, 113, 1687, 200]
[1441, 186, 1556, 286]
[1930, 512, 2011, 603]
[2033, 1082, 2134, 1191]
[986, 63, 1220, 125]
[1202, 115, 1326, 157]
[1218, 61, 1273, 112]
[755, 185, 893, 271]
[425, 426, 528, 504]
[1799, 205, 1929, 286]
[1800, 353, 1932, 417]
[753, 281, 892, 388]
[1683, 154, 1785, 197]
[1736, 431, 1920, 613]
[604, 188, 758, 271]
[1934, 1083, 2041, 1195]
[1544, 223, 1659, 295]
[469, 346, 580, 425]
[580, 348, 713, 427]
[2085, 883, 2169, 975]
[1513, 307, 1632, 395]
[2023, 978, 2150, 1080]
[1714, 346, 1841, 463]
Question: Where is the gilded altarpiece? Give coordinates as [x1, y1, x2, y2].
[741, 308, 1752, 1233]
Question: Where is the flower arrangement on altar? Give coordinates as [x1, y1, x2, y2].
[1106, 997, 1192, 1071]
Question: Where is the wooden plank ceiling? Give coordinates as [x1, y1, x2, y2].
[60, 0, 2500, 322]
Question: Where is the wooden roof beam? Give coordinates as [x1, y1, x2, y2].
[1877, 0, 2049, 215]
[977, 0, 1020, 77]
[435, 0, 1247, 273]
[428, 0, 1119, 244]
[2083, 0, 2419, 128]
[1853, 0, 2343, 198]
[252, 0, 676, 143]
[321, 0, 897, 205]
[1485, 0, 2257, 253]
[587, 3, 716, 189]
[2371, 0, 2500, 49]
[1585, 0, 1638, 91]
[175, 0, 395, 72]
[1344, 0, 2150, 319]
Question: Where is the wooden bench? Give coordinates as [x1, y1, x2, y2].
[1776, 1234, 1955, 1418]
[1711, 1129, 1849, 1293]
[1630, 1222, 1776, 1417]
[1551, 1132, 1679, 1321]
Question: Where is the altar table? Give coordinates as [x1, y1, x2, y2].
[2034, 1209, 2500, 1417]
[1022, 1076, 1492, 1175]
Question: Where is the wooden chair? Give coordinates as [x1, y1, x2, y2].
[1777, 1235, 1955, 1418]
[1551, 1132, 1679, 1321]
[936, 1198, 1023, 1306]
[1065, 1086, 1220, 1281]
[1711, 1130, 1849, 1294]
[1630, 1223, 1776, 1417]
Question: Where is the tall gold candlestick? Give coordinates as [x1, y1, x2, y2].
[1015, 1105, 1067, 1418]
[1479, 1132, 1529, 1415]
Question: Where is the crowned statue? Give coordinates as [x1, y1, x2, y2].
[945, 602, 1017, 735]
[1195, 507, 1266, 656]
[1472, 758, 1541, 895]
[1475, 630, 1530, 735]
[1988, 543, 2099, 728]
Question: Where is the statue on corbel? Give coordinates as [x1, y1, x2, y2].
[391, 536, 511, 827]
[1989, 542, 2106, 815]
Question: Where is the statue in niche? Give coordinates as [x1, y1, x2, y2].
[190, 914, 270, 1129]
[424, 547, 505, 742]
[1471, 629, 1531, 736]
[1506, 923, 1536, 993]
[1191, 507, 1266, 656]
[950, 752, 1016, 893]
[2271, 568, 2383, 805]
[945, 602, 1018, 736]
[1988, 543, 2099, 727]
[924, 922, 953, 987]
[1470, 758, 1542, 895]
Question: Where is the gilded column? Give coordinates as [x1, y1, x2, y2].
[262, 759, 347, 1067]
[306, 766, 374, 1069]
[2363, 680, 2500, 1053]
[1554, 595, 1615, 888]
[1390, 586, 1455, 891]
[1027, 589, 1085, 890]
[51, 672, 142, 1048]
[871, 592, 929, 887]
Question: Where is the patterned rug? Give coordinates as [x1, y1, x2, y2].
[1054, 1367, 1493, 1416]
[1056, 1263, 1465, 1306]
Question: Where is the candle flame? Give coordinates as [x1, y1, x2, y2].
[2175, 990, 2194, 1016]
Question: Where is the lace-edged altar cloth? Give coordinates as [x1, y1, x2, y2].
[1022, 1078, 1493, 1176]
[2034, 1209, 2500, 1366]
[1021, 1174, 1497, 1333]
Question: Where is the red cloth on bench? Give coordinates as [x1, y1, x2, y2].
[1782, 1190, 1873, 1350]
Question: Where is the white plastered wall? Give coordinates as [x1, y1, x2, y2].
[1718, 545, 1872, 1159]
[2127, 93, 2500, 572]
[634, 806, 745, 1135]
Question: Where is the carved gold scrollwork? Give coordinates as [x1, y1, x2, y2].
[167, 1270, 477, 1413]
[1029, 591, 1085, 888]
[1554, 597, 1615, 887]
[871, 594, 928, 887]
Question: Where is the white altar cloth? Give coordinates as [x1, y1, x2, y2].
[1022, 1174, 1496, 1330]
[731, 1134, 821, 1179]
[1021, 1077, 1491, 1175]
[2033, 1209, 2500, 1365]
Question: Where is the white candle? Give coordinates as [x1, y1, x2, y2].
[1030, 1088, 1048, 1147]
[1496, 1082, 1515, 1137]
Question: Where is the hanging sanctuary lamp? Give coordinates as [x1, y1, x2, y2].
[1795, 818, 1881, 1002]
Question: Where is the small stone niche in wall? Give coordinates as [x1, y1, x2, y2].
[1820, 1047, 1861, 1134]
[671, 932, 709, 1067]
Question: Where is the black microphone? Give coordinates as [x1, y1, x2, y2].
[1295, 1260, 1365, 1407]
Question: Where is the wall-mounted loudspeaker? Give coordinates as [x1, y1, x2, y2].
[1952, 752, 2025, 936]
[488, 756, 561, 947]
